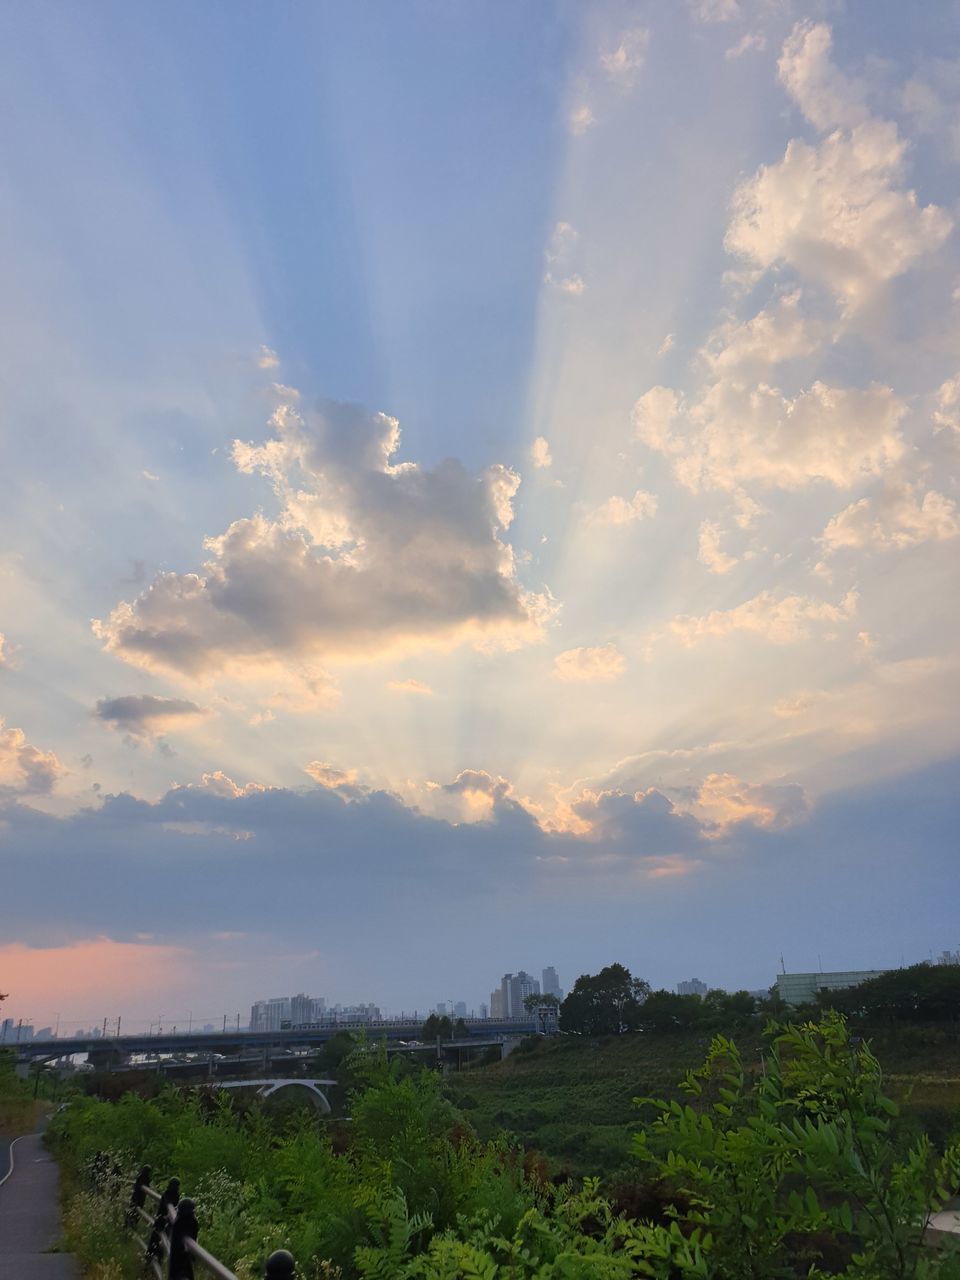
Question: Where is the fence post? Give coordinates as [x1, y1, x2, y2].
[264, 1249, 296, 1280]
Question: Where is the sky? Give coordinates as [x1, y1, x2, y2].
[1, 0, 959, 1033]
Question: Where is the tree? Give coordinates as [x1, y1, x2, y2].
[559, 964, 651, 1036]
[522, 992, 559, 1013]
[420, 1014, 453, 1042]
[633, 1012, 960, 1279]
[824, 963, 960, 1025]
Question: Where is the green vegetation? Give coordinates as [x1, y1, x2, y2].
[0, 1048, 40, 1136]
[49, 1015, 960, 1278]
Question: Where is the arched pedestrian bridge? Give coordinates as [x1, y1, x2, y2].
[212, 1078, 337, 1114]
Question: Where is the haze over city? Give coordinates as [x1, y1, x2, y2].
[2, 0, 959, 1033]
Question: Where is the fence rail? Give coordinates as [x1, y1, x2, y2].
[129, 1174, 294, 1280]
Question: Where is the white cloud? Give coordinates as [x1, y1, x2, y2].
[699, 290, 822, 377]
[901, 65, 960, 164]
[589, 490, 659, 525]
[0, 633, 8, 669]
[821, 482, 960, 553]
[545, 272, 586, 296]
[726, 33, 766, 60]
[600, 28, 650, 85]
[256, 345, 279, 370]
[933, 376, 960, 433]
[530, 436, 552, 469]
[569, 104, 596, 136]
[691, 772, 807, 830]
[657, 332, 675, 357]
[0, 720, 64, 798]
[554, 645, 626, 682]
[777, 21, 868, 132]
[142, 469, 159, 482]
[690, 0, 741, 22]
[94, 399, 551, 684]
[634, 378, 905, 492]
[698, 520, 738, 574]
[386, 678, 433, 696]
[304, 760, 358, 789]
[669, 588, 857, 647]
[726, 24, 952, 313]
[94, 694, 209, 738]
[545, 222, 578, 264]
[727, 123, 951, 312]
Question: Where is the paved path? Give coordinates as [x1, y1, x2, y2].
[0, 1130, 79, 1277]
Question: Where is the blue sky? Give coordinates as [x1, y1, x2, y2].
[1, 0, 959, 1029]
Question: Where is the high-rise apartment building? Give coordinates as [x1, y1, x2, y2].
[490, 989, 505, 1018]
[677, 978, 708, 997]
[500, 971, 540, 1017]
[541, 967, 562, 1000]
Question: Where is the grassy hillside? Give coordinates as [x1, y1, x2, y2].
[444, 1024, 960, 1176]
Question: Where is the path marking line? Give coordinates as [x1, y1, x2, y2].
[0, 1134, 29, 1190]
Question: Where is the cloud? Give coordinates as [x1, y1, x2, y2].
[699, 290, 822, 377]
[545, 222, 578, 263]
[726, 33, 766, 60]
[544, 272, 586, 296]
[821, 482, 960, 553]
[777, 20, 868, 132]
[0, 633, 8, 669]
[530, 436, 552, 469]
[304, 761, 359, 789]
[569, 104, 596, 136]
[94, 694, 209, 738]
[901, 64, 960, 164]
[386, 678, 433, 696]
[669, 588, 857, 647]
[588, 490, 658, 525]
[657, 333, 675, 357]
[691, 772, 808, 831]
[0, 721, 65, 798]
[93, 399, 550, 687]
[256, 345, 279, 369]
[634, 378, 905, 492]
[600, 28, 650, 85]
[690, 0, 741, 21]
[726, 24, 952, 311]
[553, 645, 626, 682]
[698, 521, 738, 574]
[933, 376, 960, 433]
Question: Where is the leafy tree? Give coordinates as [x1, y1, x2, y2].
[824, 963, 960, 1025]
[638, 990, 706, 1033]
[523, 993, 559, 1013]
[560, 964, 651, 1036]
[453, 1018, 469, 1038]
[633, 1011, 960, 1279]
[421, 1014, 453, 1042]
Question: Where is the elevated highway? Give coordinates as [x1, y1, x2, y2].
[10, 1017, 539, 1067]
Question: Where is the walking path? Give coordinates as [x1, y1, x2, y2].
[0, 1129, 79, 1277]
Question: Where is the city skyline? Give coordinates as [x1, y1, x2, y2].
[1, 2, 958, 1024]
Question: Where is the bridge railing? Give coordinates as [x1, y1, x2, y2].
[131, 1175, 295, 1280]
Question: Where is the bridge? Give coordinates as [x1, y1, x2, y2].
[9, 1017, 540, 1069]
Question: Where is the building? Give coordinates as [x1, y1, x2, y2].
[542, 966, 563, 1001]
[936, 950, 960, 966]
[453, 1001, 467, 1019]
[775, 970, 888, 1007]
[478, 1001, 488, 1020]
[435, 1002, 448, 1016]
[500, 971, 540, 1018]
[677, 978, 708, 997]
[489, 989, 505, 1018]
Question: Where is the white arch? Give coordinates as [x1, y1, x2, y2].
[214, 1078, 335, 1114]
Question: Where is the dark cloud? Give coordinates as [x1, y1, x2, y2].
[94, 694, 208, 738]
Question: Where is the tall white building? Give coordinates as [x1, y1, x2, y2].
[500, 971, 540, 1017]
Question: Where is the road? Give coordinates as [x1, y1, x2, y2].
[0, 1128, 78, 1277]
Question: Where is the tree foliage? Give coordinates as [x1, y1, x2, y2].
[560, 964, 651, 1036]
[421, 1014, 453, 1041]
[823, 964, 960, 1025]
